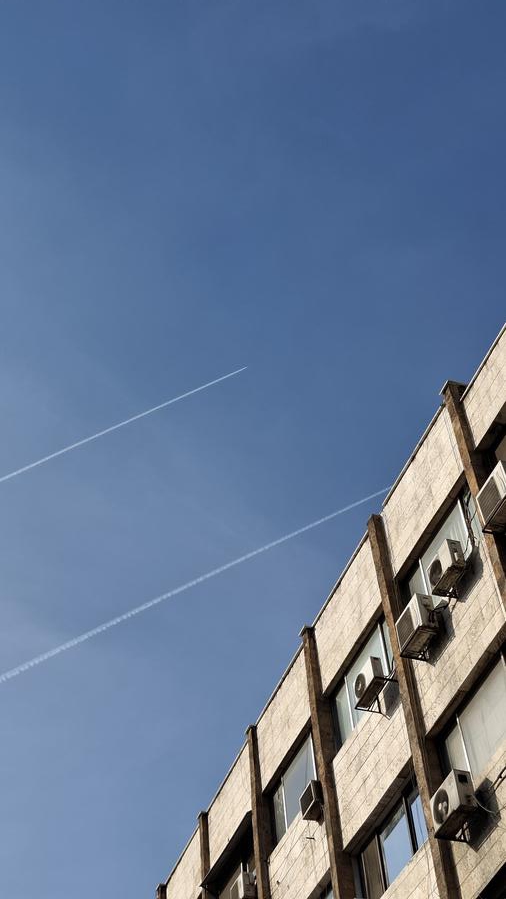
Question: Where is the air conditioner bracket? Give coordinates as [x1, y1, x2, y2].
[435, 825, 469, 844]
[400, 646, 430, 662]
[354, 669, 398, 713]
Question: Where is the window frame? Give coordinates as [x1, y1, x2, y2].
[270, 734, 317, 844]
[358, 786, 428, 898]
[331, 618, 394, 751]
[402, 493, 479, 606]
[441, 651, 506, 782]
[213, 834, 255, 898]
[319, 884, 333, 899]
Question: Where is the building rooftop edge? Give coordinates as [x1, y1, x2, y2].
[203, 739, 249, 823]
[381, 404, 445, 508]
[460, 321, 506, 401]
[312, 530, 369, 628]
[164, 824, 200, 887]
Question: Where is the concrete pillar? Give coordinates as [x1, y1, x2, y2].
[300, 625, 356, 899]
[198, 810, 211, 899]
[246, 725, 272, 899]
[368, 514, 461, 899]
[442, 380, 506, 605]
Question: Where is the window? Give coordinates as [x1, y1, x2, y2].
[210, 833, 255, 898]
[319, 885, 333, 899]
[443, 654, 506, 781]
[359, 788, 428, 898]
[404, 495, 479, 603]
[219, 865, 242, 899]
[272, 736, 316, 843]
[332, 620, 393, 748]
[494, 430, 506, 463]
[217, 855, 255, 898]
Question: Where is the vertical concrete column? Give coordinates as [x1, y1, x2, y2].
[442, 380, 506, 604]
[300, 625, 356, 899]
[368, 514, 460, 899]
[198, 810, 211, 898]
[246, 724, 272, 899]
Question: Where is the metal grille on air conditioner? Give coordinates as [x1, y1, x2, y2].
[480, 478, 502, 521]
[428, 539, 466, 596]
[397, 604, 415, 650]
[396, 593, 440, 659]
[430, 769, 476, 840]
[476, 461, 506, 533]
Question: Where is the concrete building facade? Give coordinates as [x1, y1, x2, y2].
[156, 326, 506, 899]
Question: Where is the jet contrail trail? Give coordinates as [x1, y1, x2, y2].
[0, 486, 390, 686]
[0, 367, 247, 485]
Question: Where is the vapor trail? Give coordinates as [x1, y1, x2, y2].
[0, 367, 247, 485]
[0, 486, 390, 685]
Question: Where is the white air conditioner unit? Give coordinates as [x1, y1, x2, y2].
[476, 460, 506, 533]
[230, 871, 256, 899]
[395, 593, 440, 657]
[430, 769, 476, 839]
[354, 656, 385, 708]
[300, 779, 324, 821]
[428, 539, 466, 596]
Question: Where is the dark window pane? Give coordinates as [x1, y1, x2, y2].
[408, 792, 428, 849]
[283, 738, 315, 828]
[218, 865, 241, 898]
[334, 682, 352, 746]
[420, 502, 470, 593]
[445, 722, 468, 772]
[380, 620, 394, 670]
[407, 564, 427, 602]
[347, 628, 385, 727]
[361, 837, 384, 899]
[273, 782, 286, 842]
[379, 803, 413, 886]
[246, 850, 256, 879]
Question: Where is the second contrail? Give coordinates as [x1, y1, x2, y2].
[0, 486, 390, 686]
[0, 366, 247, 485]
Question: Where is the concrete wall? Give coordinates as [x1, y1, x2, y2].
[382, 408, 463, 577]
[463, 326, 506, 449]
[315, 539, 383, 694]
[165, 829, 201, 899]
[256, 651, 310, 790]
[416, 541, 506, 733]
[333, 700, 411, 850]
[208, 744, 251, 869]
[268, 815, 330, 899]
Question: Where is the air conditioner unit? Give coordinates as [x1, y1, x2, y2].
[428, 539, 466, 596]
[300, 779, 324, 821]
[395, 593, 440, 657]
[430, 769, 476, 839]
[354, 656, 385, 708]
[230, 872, 256, 899]
[476, 460, 506, 533]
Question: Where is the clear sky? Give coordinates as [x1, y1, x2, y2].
[0, 2, 504, 896]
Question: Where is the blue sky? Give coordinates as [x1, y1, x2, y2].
[0, 1, 505, 896]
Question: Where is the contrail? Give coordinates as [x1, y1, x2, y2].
[0, 367, 247, 485]
[0, 486, 390, 685]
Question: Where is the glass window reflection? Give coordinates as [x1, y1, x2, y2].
[379, 803, 412, 886]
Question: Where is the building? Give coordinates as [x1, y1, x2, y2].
[156, 326, 506, 899]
